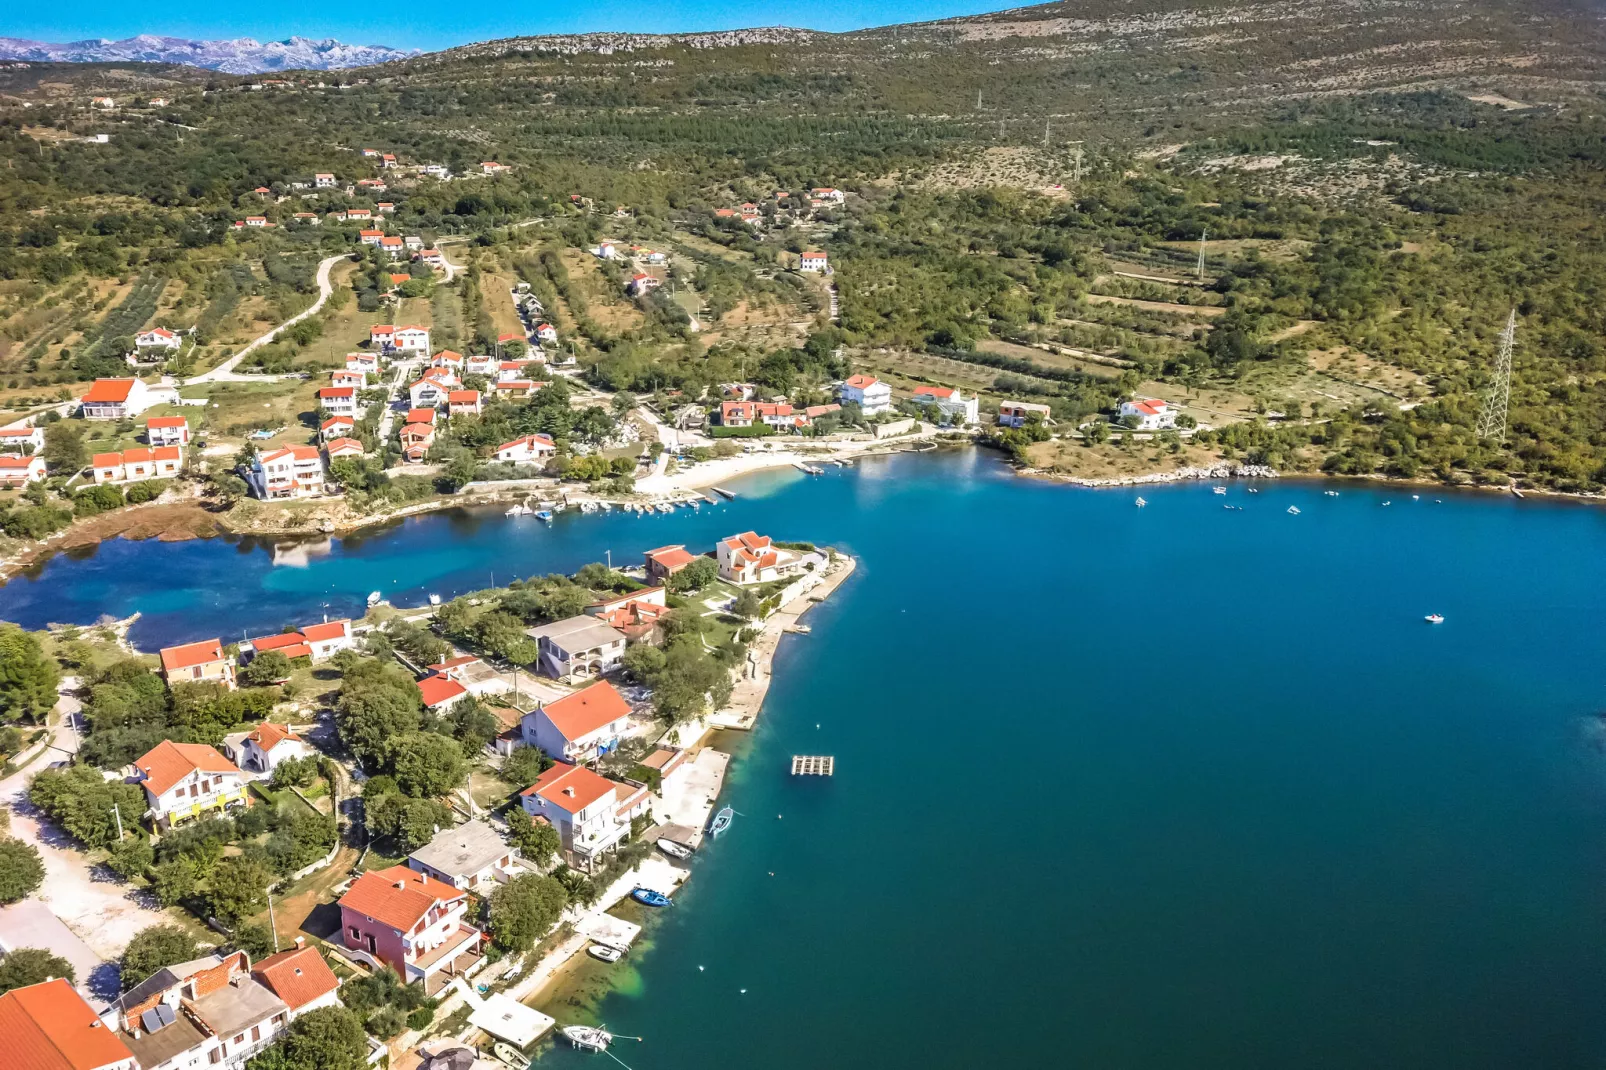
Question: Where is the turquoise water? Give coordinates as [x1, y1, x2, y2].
[6, 451, 1606, 1066]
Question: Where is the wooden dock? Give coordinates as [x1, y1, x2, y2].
[791, 755, 835, 776]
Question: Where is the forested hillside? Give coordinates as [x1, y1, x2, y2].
[0, 0, 1604, 490]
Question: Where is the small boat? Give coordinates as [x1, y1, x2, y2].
[1412, 494, 1420, 500]
[709, 806, 735, 837]
[505, 503, 530, 516]
[657, 838, 692, 859]
[1286, 506, 1301, 515]
[562, 1026, 612, 1053]
[493, 1042, 528, 1068]
[534, 510, 554, 522]
[631, 887, 672, 908]
[366, 591, 382, 607]
[1246, 488, 1259, 494]
[1135, 496, 1146, 508]
[428, 594, 441, 605]
[1325, 490, 1339, 497]
[657, 502, 675, 514]
[1213, 486, 1227, 495]
[588, 944, 623, 963]
[580, 500, 598, 513]
[1425, 614, 1445, 624]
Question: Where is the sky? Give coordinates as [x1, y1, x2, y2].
[0, 0, 1025, 51]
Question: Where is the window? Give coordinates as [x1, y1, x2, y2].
[348, 926, 361, 941]
[251, 1026, 261, 1042]
[234, 1034, 245, 1045]
[209, 1051, 222, 1065]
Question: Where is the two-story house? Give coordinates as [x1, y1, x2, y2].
[0, 455, 47, 486]
[448, 390, 482, 416]
[104, 952, 287, 1070]
[317, 387, 359, 417]
[249, 941, 342, 1019]
[837, 374, 892, 415]
[248, 446, 325, 500]
[346, 352, 380, 376]
[585, 588, 670, 644]
[0, 977, 138, 1070]
[910, 385, 980, 425]
[337, 866, 486, 994]
[717, 531, 806, 585]
[90, 447, 183, 485]
[80, 378, 154, 420]
[135, 328, 183, 353]
[519, 680, 633, 764]
[407, 371, 456, 410]
[0, 426, 44, 454]
[146, 416, 190, 446]
[408, 819, 521, 893]
[158, 638, 236, 690]
[519, 762, 651, 872]
[134, 741, 250, 827]
[222, 722, 309, 776]
[643, 545, 699, 586]
[1119, 397, 1176, 430]
[524, 617, 627, 680]
[997, 400, 1052, 428]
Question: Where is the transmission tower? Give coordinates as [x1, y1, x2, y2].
[1476, 308, 1517, 442]
[1069, 141, 1084, 183]
[1196, 229, 1208, 279]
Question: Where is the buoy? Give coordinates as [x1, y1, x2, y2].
[698, 965, 704, 972]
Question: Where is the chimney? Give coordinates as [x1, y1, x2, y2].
[294, 936, 305, 949]
[563, 787, 574, 796]
[394, 880, 406, 889]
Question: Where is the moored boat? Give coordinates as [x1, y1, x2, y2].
[1213, 486, 1227, 494]
[1135, 496, 1146, 508]
[631, 887, 672, 908]
[534, 510, 554, 522]
[588, 944, 623, 963]
[657, 838, 692, 859]
[709, 806, 734, 837]
[562, 1026, 612, 1053]
[1425, 613, 1445, 624]
[493, 1041, 528, 1068]
[366, 591, 382, 607]
[1287, 505, 1301, 514]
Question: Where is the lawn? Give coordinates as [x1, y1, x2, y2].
[179, 378, 323, 448]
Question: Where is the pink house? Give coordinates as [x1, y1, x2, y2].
[337, 865, 486, 993]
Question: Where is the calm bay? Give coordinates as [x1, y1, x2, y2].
[5, 450, 1606, 1067]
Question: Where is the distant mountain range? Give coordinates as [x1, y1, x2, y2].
[0, 34, 419, 73]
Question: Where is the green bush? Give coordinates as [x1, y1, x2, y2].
[708, 423, 775, 438]
[124, 479, 167, 505]
[74, 484, 125, 516]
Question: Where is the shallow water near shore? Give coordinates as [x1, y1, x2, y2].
[7, 451, 1606, 1067]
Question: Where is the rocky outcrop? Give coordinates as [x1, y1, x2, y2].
[1036, 463, 1280, 488]
[0, 34, 419, 73]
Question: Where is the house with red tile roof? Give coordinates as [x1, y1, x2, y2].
[417, 674, 469, 711]
[837, 374, 892, 415]
[447, 390, 481, 416]
[400, 423, 435, 464]
[135, 327, 182, 351]
[1118, 397, 1176, 430]
[717, 531, 805, 585]
[799, 250, 830, 273]
[0, 978, 137, 1070]
[910, 384, 978, 424]
[643, 545, 699, 585]
[519, 761, 650, 871]
[330, 368, 367, 388]
[0, 455, 47, 486]
[146, 415, 189, 446]
[0, 426, 44, 454]
[223, 720, 310, 775]
[318, 386, 359, 417]
[89, 446, 183, 485]
[105, 950, 287, 1069]
[585, 588, 670, 644]
[519, 680, 632, 763]
[408, 368, 457, 409]
[134, 740, 249, 826]
[405, 408, 436, 427]
[249, 445, 325, 500]
[320, 415, 355, 441]
[158, 638, 235, 690]
[250, 940, 341, 1017]
[371, 325, 430, 353]
[325, 437, 365, 461]
[346, 352, 380, 375]
[492, 434, 555, 464]
[79, 378, 153, 420]
[337, 866, 484, 991]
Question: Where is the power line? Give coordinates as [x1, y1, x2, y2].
[1196, 229, 1208, 280]
[1476, 308, 1517, 442]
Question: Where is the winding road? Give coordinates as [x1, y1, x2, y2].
[185, 253, 351, 385]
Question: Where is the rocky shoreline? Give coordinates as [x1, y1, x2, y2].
[1027, 462, 1281, 488]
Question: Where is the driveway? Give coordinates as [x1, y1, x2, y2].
[185, 253, 351, 385]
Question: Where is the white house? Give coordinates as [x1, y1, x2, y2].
[493, 434, 556, 464]
[106, 951, 288, 1070]
[799, 250, 830, 273]
[250, 943, 342, 1020]
[223, 722, 311, 775]
[448, 390, 482, 416]
[90, 446, 182, 485]
[524, 616, 628, 680]
[465, 354, 500, 377]
[315, 173, 336, 187]
[249, 446, 325, 500]
[318, 386, 359, 417]
[811, 186, 846, 203]
[408, 372, 456, 410]
[717, 530, 807, 584]
[519, 680, 633, 764]
[133, 741, 249, 827]
[535, 322, 558, 344]
[136, 327, 183, 352]
[910, 385, 979, 425]
[998, 400, 1053, 428]
[0, 455, 47, 486]
[408, 819, 521, 893]
[519, 760, 650, 872]
[837, 374, 892, 415]
[627, 273, 659, 296]
[0, 426, 44, 455]
[326, 437, 365, 461]
[370, 324, 430, 353]
[146, 415, 190, 446]
[331, 369, 367, 388]
[1119, 398, 1176, 430]
[346, 352, 380, 375]
[80, 377, 154, 420]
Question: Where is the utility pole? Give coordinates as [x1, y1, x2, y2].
[1069, 141, 1084, 183]
[1196, 229, 1208, 280]
[267, 893, 280, 952]
[1043, 119, 1051, 147]
[1476, 309, 1518, 443]
[976, 89, 983, 110]
[112, 804, 124, 842]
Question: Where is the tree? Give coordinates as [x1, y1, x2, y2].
[385, 732, 467, 798]
[731, 588, 762, 619]
[247, 1006, 370, 1070]
[269, 755, 318, 790]
[0, 839, 45, 903]
[448, 699, 500, 755]
[0, 948, 74, 994]
[620, 644, 666, 684]
[207, 856, 273, 924]
[106, 835, 155, 880]
[241, 650, 293, 687]
[666, 557, 718, 593]
[500, 745, 552, 788]
[28, 765, 148, 850]
[487, 874, 568, 952]
[364, 792, 450, 852]
[0, 624, 60, 723]
[121, 925, 199, 990]
[506, 807, 560, 867]
[150, 856, 200, 907]
[335, 658, 422, 765]
[41, 421, 87, 472]
[230, 922, 278, 961]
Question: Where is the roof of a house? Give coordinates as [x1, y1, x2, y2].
[261, 445, 321, 463]
[495, 433, 555, 453]
[409, 819, 511, 880]
[147, 416, 187, 428]
[250, 946, 339, 1012]
[0, 428, 39, 437]
[246, 721, 299, 751]
[521, 762, 618, 814]
[0, 455, 40, 471]
[326, 437, 364, 454]
[159, 637, 225, 673]
[448, 390, 480, 404]
[91, 452, 122, 469]
[143, 328, 178, 339]
[81, 378, 137, 404]
[321, 416, 354, 430]
[406, 408, 436, 424]
[843, 374, 881, 390]
[250, 632, 306, 653]
[135, 740, 240, 797]
[0, 978, 136, 1070]
[301, 620, 350, 642]
[913, 385, 956, 399]
[1129, 399, 1168, 415]
[534, 680, 631, 742]
[723, 531, 771, 552]
[319, 387, 355, 399]
[339, 865, 462, 931]
[645, 545, 697, 570]
[429, 655, 481, 672]
[417, 674, 468, 708]
[526, 616, 628, 658]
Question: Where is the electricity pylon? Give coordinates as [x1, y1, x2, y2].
[1476, 308, 1517, 442]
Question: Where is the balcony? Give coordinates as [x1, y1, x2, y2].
[411, 924, 486, 996]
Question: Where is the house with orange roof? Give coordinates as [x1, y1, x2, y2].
[89, 446, 183, 485]
[371, 324, 430, 353]
[717, 531, 805, 585]
[79, 377, 153, 420]
[493, 379, 544, 398]
[799, 250, 830, 273]
[405, 408, 436, 427]
[103, 950, 287, 1069]
[0, 425, 44, 454]
[400, 423, 435, 464]
[241, 619, 353, 666]
[492, 434, 556, 465]
[0, 977, 138, 1070]
[248, 445, 325, 499]
[315, 172, 336, 187]
[135, 327, 182, 352]
[518, 680, 633, 762]
[417, 673, 469, 711]
[585, 587, 670, 644]
[837, 373, 892, 415]
[518, 760, 650, 871]
[431, 350, 465, 371]
[535, 322, 558, 344]
[320, 415, 355, 441]
[337, 865, 485, 992]
[0, 454, 47, 486]
[146, 415, 190, 446]
[158, 637, 235, 690]
[447, 390, 482, 416]
[223, 720, 311, 776]
[318, 386, 358, 416]
[998, 400, 1053, 428]
[408, 368, 457, 409]
[910, 384, 979, 424]
[1119, 397, 1176, 430]
[643, 544, 699, 585]
[346, 352, 380, 375]
[250, 940, 342, 1018]
[325, 437, 366, 461]
[133, 740, 249, 826]
[331, 368, 367, 389]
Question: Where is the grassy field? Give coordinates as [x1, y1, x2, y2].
[560, 250, 645, 333]
[179, 378, 323, 447]
[480, 270, 528, 340]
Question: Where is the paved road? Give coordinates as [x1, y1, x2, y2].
[185, 254, 350, 385]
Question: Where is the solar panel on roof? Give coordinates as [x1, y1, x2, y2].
[156, 1003, 176, 1026]
[141, 1008, 163, 1033]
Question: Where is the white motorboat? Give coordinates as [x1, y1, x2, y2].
[562, 1026, 612, 1053]
[505, 503, 530, 516]
[1135, 497, 1146, 508]
[588, 944, 623, 963]
[366, 591, 382, 607]
[657, 837, 692, 859]
[1213, 486, 1227, 494]
[1287, 506, 1301, 515]
[1425, 613, 1445, 624]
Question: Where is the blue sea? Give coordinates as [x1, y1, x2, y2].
[6, 450, 1606, 1068]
